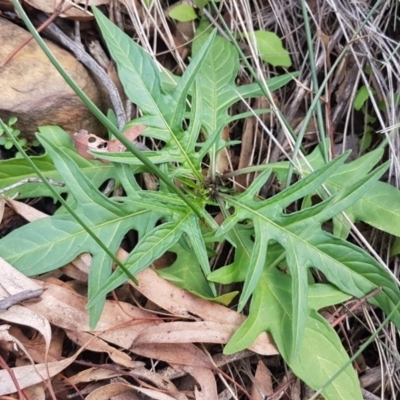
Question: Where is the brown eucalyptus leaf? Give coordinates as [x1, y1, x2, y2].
[23, 278, 159, 350]
[0, 352, 79, 395]
[251, 360, 273, 400]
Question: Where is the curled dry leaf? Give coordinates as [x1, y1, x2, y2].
[0, 324, 32, 358]
[0, 306, 51, 359]
[73, 129, 108, 160]
[183, 365, 217, 400]
[73, 125, 146, 162]
[0, 257, 43, 296]
[0, 257, 51, 364]
[10, 325, 64, 363]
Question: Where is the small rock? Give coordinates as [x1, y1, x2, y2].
[0, 17, 104, 141]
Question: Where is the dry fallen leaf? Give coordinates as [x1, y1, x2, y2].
[85, 382, 141, 400]
[251, 360, 273, 400]
[115, 249, 277, 356]
[0, 256, 43, 296]
[73, 125, 146, 162]
[0, 352, 79, 396]
[65, 329, 141, 369]
[9, 325, 64, 363]
[24, 278, 160, 350]
[134, 320, 241, 345]
[73, 129, 108, 160]
[0, 306, 51, 360]
[69, 367, 123, 386]
[5, 197, 48, 222]
[86, 382, 179, 400]
[183, 365, 217, 400]
[131, 342, 213, 370]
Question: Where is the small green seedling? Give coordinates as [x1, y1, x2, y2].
[0, 116, 40, 158]
[0, 117, 26, 154]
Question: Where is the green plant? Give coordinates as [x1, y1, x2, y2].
[169, 3, 199, 21]
[168, 0, 217, 22]
[0, 117, 40, 158]
[168, 1, 291, 67]
[0, 117, 42, 159]
[1, 7, 400, 400]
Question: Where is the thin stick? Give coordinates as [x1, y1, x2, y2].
[330, 287, 383, 328]
[0, 289, 44, 311]
[37, 13, 127, 130]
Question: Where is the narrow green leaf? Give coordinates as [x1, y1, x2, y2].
[88, 217, 190, 306]
[192, 19, 239, 137]
[285, 236, 309, 358]
[92, 7, 172, 126]
[353, 85, 373, 111]
[186, 215, 216, 295]
[234, 73, 299, 104]
[238, 218, 268, 311]
[260, 152, 349, 209]
[171, 30, 216, 131]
